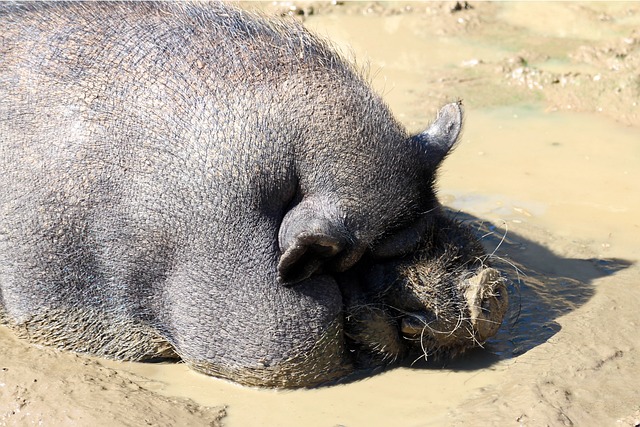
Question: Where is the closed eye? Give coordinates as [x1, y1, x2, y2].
[371, 217, 429, 259]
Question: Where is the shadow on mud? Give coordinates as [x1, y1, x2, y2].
[398, 209, 634, 373]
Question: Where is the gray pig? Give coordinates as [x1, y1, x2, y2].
[0, 2, 507, 387]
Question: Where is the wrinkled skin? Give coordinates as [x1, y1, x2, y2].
[0, 2, 507, 388]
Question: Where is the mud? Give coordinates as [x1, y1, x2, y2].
[0, 327, 226, 426]
[2, 2, 640, 426]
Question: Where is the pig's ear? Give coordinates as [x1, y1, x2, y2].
[277, 199, 349, 285]
[413, 101, 463, 168]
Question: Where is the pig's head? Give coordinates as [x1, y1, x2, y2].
[339, 211, 508, 367]
[277, 100, 507, 367]
[277, 102, 465, 285]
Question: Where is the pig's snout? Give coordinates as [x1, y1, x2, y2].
[399, 268, 508, 346]
[465, 268, 508, 342]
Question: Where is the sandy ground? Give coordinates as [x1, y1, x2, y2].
[2, 2, 640, 426]
[0, 327, 226, 426]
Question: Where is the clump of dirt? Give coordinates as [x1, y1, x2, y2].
[415, 3, 640, 125]
[250, 1, 497, 34]
[496, 32, 640, 126]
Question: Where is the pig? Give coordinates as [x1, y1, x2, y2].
[0, 1, 507, 388]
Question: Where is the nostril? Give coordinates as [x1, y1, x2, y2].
[481, 295, 493, 314]
[493, 285, 502, 300]
[481, 280, 506, 313]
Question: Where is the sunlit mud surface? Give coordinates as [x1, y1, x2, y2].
[2, 2, 639, 426]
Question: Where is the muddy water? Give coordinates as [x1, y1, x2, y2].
[107, 3, 640, 426]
